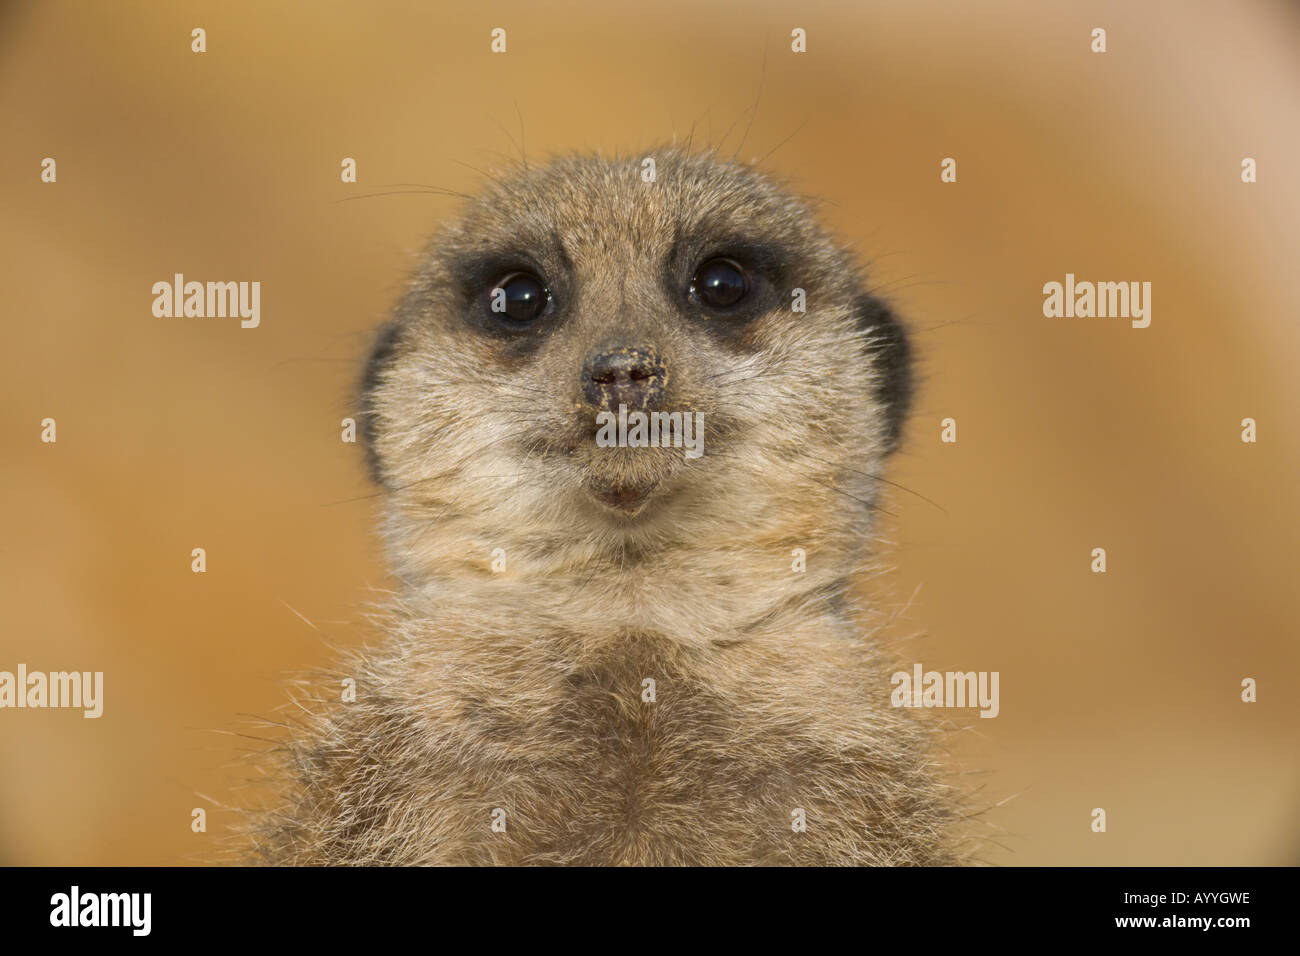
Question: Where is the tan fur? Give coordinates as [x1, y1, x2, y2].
[251, 149, 964, 865]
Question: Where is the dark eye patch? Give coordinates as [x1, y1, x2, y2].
[669, 235, 793, 330]
[443, 244, 567, 346]
[451, 250, 546, 305]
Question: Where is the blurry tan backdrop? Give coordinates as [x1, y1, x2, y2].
[1, 0, 1297, 865]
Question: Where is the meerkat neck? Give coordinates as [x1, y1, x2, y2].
[383, 505, 869, 647]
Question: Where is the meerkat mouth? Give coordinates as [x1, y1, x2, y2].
[585, 477, 660, 514]
[574, 407, 698, 515]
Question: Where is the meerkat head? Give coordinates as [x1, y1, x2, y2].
[359, 148, 911, 585]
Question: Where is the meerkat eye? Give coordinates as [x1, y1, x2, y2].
[690, 257, 750, 309]
[489, 272, 550, 324]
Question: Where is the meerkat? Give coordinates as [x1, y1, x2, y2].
[252, 148, 963, 865]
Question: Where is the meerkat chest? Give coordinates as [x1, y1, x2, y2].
[462, 634, 817, 864]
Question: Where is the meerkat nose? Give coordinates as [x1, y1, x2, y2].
[581, 344, 667, 411]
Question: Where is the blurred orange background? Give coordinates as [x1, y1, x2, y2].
[1, 0, 1297, 865]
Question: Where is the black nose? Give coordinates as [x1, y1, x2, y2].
[581, 345, 667, 411]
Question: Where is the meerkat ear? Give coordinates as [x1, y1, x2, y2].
[357, 318, 405, 485]
[854, 293, 913, 452]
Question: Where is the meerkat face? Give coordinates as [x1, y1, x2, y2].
[360, 149, 910, 548]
